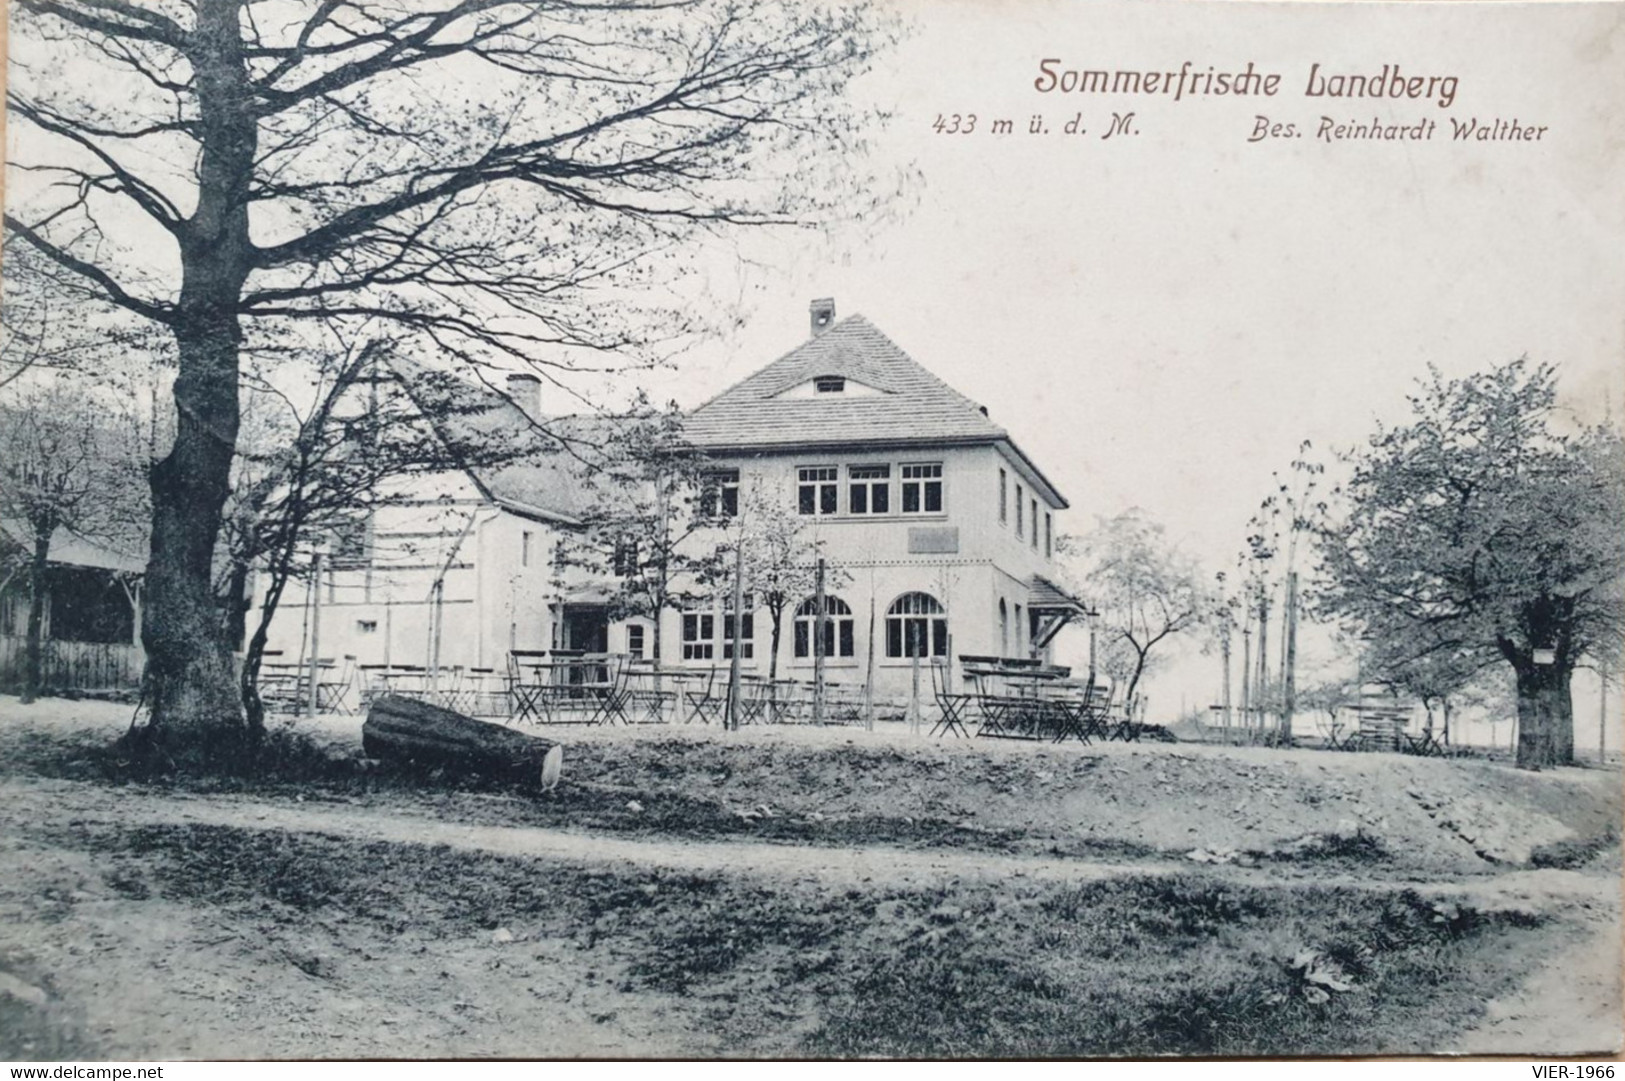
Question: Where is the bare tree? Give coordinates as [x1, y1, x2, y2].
[224, 338, 556, 730]
[6, 0, 897, 761]
[1069, 509, 1211, 711]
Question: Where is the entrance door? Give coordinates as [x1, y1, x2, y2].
[561, 605, 609, 653]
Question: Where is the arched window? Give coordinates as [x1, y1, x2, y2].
[999, 598, 1009, 656]
[794, 596, 854, 659]
[886, 592, 948, 658]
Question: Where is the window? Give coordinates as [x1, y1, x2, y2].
[357, 620, 378, 635]
[848, 464, 890, 515]
[612, 536, 638, 577]
[1015, 484, 1024, 537]
[998, 599, 1009, 656]
[901, 463, 944, 514]
[999, 468, 1008, 524]
[700, 469, 740, 519]
[1014, 603, 1024, 653]
[1045, 512, 1053, 559]
[681, 612, 715, 660]
[723, 599, 755, 660]
[813, 375, 846, 393]
[684, 600, 754, 660]
[330, 511, 373, 570]
[521, 530, 534, 568]
[1030, 499, 1039, 549]
[798, 466, 839, 515]
[886, 592, 948, 658]
[626, 624, 645, 659]
[794, 596, 855, 659]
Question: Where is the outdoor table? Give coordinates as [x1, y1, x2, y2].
[623, 664, 679, 724]
[515, 657, 625, 725]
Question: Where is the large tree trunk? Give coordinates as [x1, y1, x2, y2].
[1514, 661, 1574, 769]
[363, 696, 562, 790]
[21, 531, 51, 704]
[139, 0, 257, 763]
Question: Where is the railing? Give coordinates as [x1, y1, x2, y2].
[0, 635, 145, 694]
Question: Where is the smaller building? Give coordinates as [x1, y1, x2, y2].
[0, 521, 145, 692]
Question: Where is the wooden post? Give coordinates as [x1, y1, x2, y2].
[306, 549, 323, 717]
[862, 579, 876, 731]
[1601, 660, 1609, 764]
[909, 650, 922, 735]
[1239, 625, 1252, 739]
[1281, 571, 1298, 743]
[812, 557, 826, 726]
[726, 539, 745, 731]
[1254, 588, 1269, 737]
[1220, 626, 1232, 732]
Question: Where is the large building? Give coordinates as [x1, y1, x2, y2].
[654, 299, 1084, 696]
[252, 299, 1086, 700]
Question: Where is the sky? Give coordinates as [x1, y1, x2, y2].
[631, 0, 1625, 740]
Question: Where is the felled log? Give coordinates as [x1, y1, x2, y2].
[362, 695, 561, 791]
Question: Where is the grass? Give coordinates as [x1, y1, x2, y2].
[28, 817, 1552, 1058]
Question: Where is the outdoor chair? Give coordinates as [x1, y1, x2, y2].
[678, 668, 723, 725]
[315, 655, 357, 714]
[929, 659, 975, 738]
[506, 649, 553, 723]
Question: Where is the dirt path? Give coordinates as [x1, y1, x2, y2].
[5, 774, 1617, 908]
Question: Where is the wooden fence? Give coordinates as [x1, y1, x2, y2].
[0, 635, 145, 694]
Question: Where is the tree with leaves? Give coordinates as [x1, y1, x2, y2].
[1316, 359, 1625, 769]
[6, 0, 896, 761]
[1069, 509, 1211, 711]
[558, 403, 719, 663]
[719, 485, 843, 680]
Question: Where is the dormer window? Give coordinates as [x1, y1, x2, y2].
[813, 375, 846, 394]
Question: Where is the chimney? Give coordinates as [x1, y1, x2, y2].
[809, 297, 836, 338]
[506, 372, 542, 418]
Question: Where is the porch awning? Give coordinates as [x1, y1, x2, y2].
[1028, 574, 1089, 616]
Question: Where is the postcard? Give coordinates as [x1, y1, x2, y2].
[1, 0, 1620, 1062]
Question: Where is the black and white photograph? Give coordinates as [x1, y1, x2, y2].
[1, 0, 1622, 1062]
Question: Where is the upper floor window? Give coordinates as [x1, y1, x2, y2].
[900, 463, 944, 515]
[626, 624, 646, 659]
[794, 595, 855, 659]
[1045, 513, 1053, 559]
[813, 375, 846, 393]
[999, 468, 1008, 524]
[330, 510, 373, 570]
[612, 536, 638, 577]
[886, 592, 948, 658]
[699, 469, 739, 519]
[1030, 499, 1039, 549]
[520, 529, 534, 568]
[1015, 483, 1025, 537]
[998, 598, 1009, 655]
[848, 464, 890, 515]
[798, 466, 839, 515]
